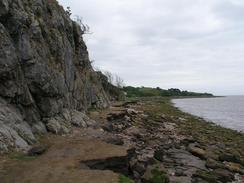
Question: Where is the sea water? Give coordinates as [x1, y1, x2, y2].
[172, 96, 244, 132]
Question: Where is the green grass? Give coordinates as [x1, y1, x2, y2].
[193, 170, 219, 183]
[149, 168, 169, 183]
[119, 175, 134, 183]
[9, 152, 37, 161]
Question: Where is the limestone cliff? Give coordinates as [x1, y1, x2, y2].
[0, 0, 110, 153]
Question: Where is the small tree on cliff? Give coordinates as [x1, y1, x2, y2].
[103, 71, 124, 88]
[66, 7, 72, 16]
[114, 75, 124, 89]
[104, 71, 114, 84]
[74, 15, 92, 35]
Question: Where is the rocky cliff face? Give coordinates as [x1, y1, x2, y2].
[0, 0, 110, 153]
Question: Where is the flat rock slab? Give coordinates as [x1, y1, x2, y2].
[163, 148, 207, 180]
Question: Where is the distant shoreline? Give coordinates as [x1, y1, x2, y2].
[171, 95, 223, 99]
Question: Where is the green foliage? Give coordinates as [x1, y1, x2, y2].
[123, 86, 213, 98]
[119, 175, 134, 183]
[193, 170, 219, 183]
[9, 152, 37, 161]
[149, 168, 169, 183]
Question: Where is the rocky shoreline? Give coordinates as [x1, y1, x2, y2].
[88, 97, 244, 183]
[1, 97, 244, 183]
[95, 99, 244, 182]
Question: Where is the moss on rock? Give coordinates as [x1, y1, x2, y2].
[143, 165, 169, 183]
[119, 175, 134, 183]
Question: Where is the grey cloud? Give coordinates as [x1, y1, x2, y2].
[58, 0, 244, 95]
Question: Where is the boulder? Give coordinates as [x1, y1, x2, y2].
[206, 158, 224, 169]
[70, 110, 87, 127]
[212, 169, 234, 183]
[219, 153, 242, 164]
[0, 98, 37, 153]
[175, 169, 186, 176]
[127, 109, 139, 115]
[46, 118, 71, 135]
[71, 110, 97, 128]
[224, 162, 244, 174]
[124, 126, 142, 137]
[28, 144, 48, 156]
[188, 144, 206, 160]
[0, 124, 29, 153]
[193, 169, 235, 183]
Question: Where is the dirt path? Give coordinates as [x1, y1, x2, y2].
[0, 129, 128, 183]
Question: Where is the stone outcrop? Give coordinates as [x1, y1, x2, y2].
[0, 0, 110, 153]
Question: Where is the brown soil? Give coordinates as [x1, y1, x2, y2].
[0, 130, 127, 183]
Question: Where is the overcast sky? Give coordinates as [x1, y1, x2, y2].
[58, 0, 244, 95]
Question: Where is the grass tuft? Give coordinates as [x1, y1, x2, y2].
[119, 175, 134, 183]
[9, 152, 37, 161]
[149, 168, 169, 183]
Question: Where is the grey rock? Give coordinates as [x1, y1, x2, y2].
[71, 110, 97, 128]
[206, 158, 224, 169]
[0, 99, 37, 153]
[0, 123, 30, 153]
[13, 122, 36, 144]
[61, 109, 72, 122]
[0, 0, 115, 152]
[28, 144, 48, 156]
[175, 169, 186, 176]
[188, 144, 206, 160]
[31, 121, 47, 135]
[70, 110, 88, 127]
[85, 119, 97, 127]
[127, 108, 139, 115]
[46, 117, 71, 135]
[219, 153, 242, 164]
[213, 169, 234, 183]
[0, 0, 9, 17]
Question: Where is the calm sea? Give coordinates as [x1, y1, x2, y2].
[172, 96, 244, 132]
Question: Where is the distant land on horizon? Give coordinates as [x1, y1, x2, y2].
[123, 86, 214, 98]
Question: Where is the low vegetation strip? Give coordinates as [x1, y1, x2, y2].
[123, 86, 213, 98]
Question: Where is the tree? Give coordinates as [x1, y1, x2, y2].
[103, 71, 125, 88]
[66, 7, 72, 16]
[114, 74, 124, 89]
[74, 15, 92, 34]
[103, 71, 114, 84]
